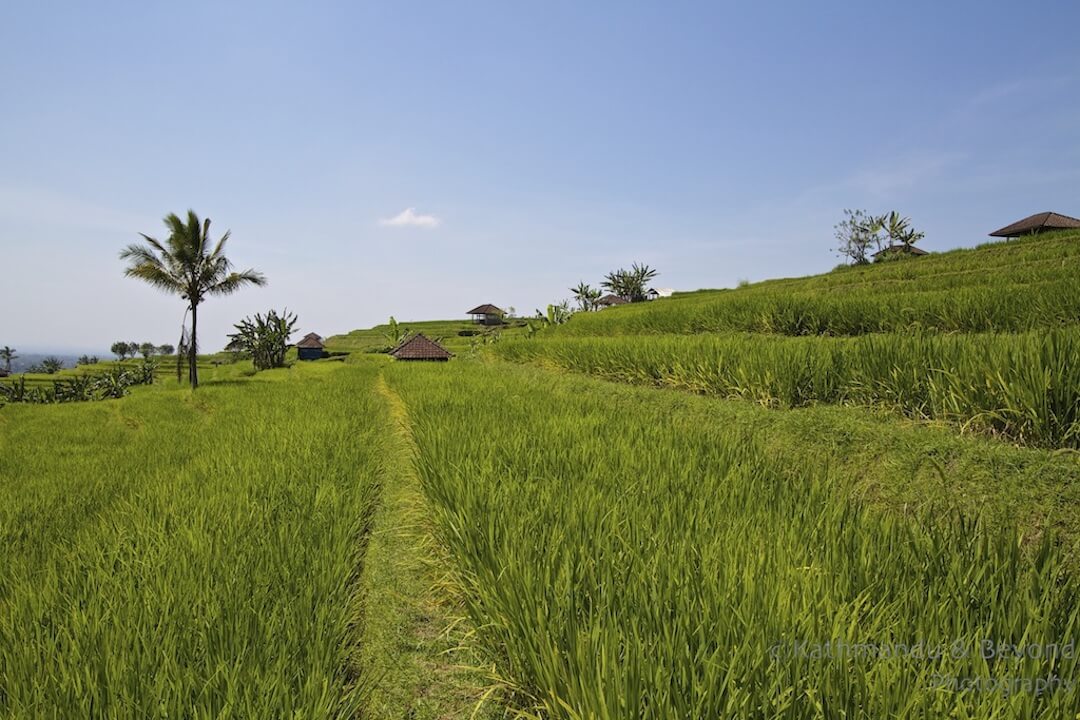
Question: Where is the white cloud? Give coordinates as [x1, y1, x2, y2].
[378, 207, 441, 228]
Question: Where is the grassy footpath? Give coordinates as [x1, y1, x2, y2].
[388, 360, 1079, 718]
[0, 357, 505, 718]
[357, 373, 501, 718]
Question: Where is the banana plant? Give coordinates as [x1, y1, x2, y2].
[383, 316, 409, 348]
[227, 309, 298, 371]
[879, 211, 925, 249]
[570, 282, 603, 311]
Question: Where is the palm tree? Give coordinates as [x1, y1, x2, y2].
[121, 211, 266, 388]
[0, 346, 16, 373]
[570, 281, 602, 311]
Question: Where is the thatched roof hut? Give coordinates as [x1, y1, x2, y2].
[390, 333, 453, 361]
[296, 333, 325, 361]
[872, 244, 929, 260]
[989, 212, 1080, 238]
[467, 304, 505, 325]
[596, 294, 629, 308]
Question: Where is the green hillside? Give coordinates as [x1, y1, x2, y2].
[555, 231, 1080, 336]
[496, 232, 1080, 448]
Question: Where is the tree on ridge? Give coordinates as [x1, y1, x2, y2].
[121, 210, 266, 388]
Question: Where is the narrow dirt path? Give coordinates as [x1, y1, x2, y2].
[358, 373, 499, 719]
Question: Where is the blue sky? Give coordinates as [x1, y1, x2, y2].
[2, 1, 1078, 352]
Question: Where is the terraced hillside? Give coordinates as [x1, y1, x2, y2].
[555, 231, 1080, 336]
[497, 232, 1080, 448]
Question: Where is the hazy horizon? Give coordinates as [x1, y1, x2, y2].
[3, 1, 1079, 352]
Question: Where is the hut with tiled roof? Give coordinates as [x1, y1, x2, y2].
[296, 332, 325, 361]
[389, 333, 453, 362]
[989, 212, 1080, 239]
[467, 304, 505, 326]
[595, 294, 629, 308]
[872, 244, 929, 261]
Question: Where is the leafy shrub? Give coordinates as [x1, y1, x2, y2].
[227, 309, 298, 371]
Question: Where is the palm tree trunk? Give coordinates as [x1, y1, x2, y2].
[189, 302, 199, 389]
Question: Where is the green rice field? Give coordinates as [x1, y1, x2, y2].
[555, 231, 1080, 337]
[2, 232, 1079, 717]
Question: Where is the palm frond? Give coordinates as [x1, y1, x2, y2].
[136, 233, 170, 258]
[207, 269, 267, 296]
[209, 229, 232, 263]
[192, 211, 209, 258]
[124, 263, 187, 294]
[162, 213, 196, 266]
[119, 243, 163, 265]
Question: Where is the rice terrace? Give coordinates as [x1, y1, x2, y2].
[3, 4, 1080, 719]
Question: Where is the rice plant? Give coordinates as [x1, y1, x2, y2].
[495, 329, 1080, 448]
[388, 361, 1080, 719]
[557, 231, 1080, 337]
[0, 362, 386, 717]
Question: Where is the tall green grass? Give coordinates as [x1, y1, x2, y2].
[495, 329, 1080, 448]
[560, 278, 1080, 336]
[558, 232, 1080, 337]
[389, 362, 1080, 718]
[0, 363, 385, 717]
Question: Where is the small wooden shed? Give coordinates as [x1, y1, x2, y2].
[296, 333, 325, 361]
[989, 212, 1080, 239]
[390, 333, 453, 362]
[467, 304, 505, 325]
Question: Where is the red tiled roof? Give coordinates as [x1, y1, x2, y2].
[872, 244, 929, 258]
[467, 304, 504, 315]
[596, 294, 629, 305]
[989, 212, 1080, 237]
[389, 333, 453, 360]
[296, 333, 324, 349]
